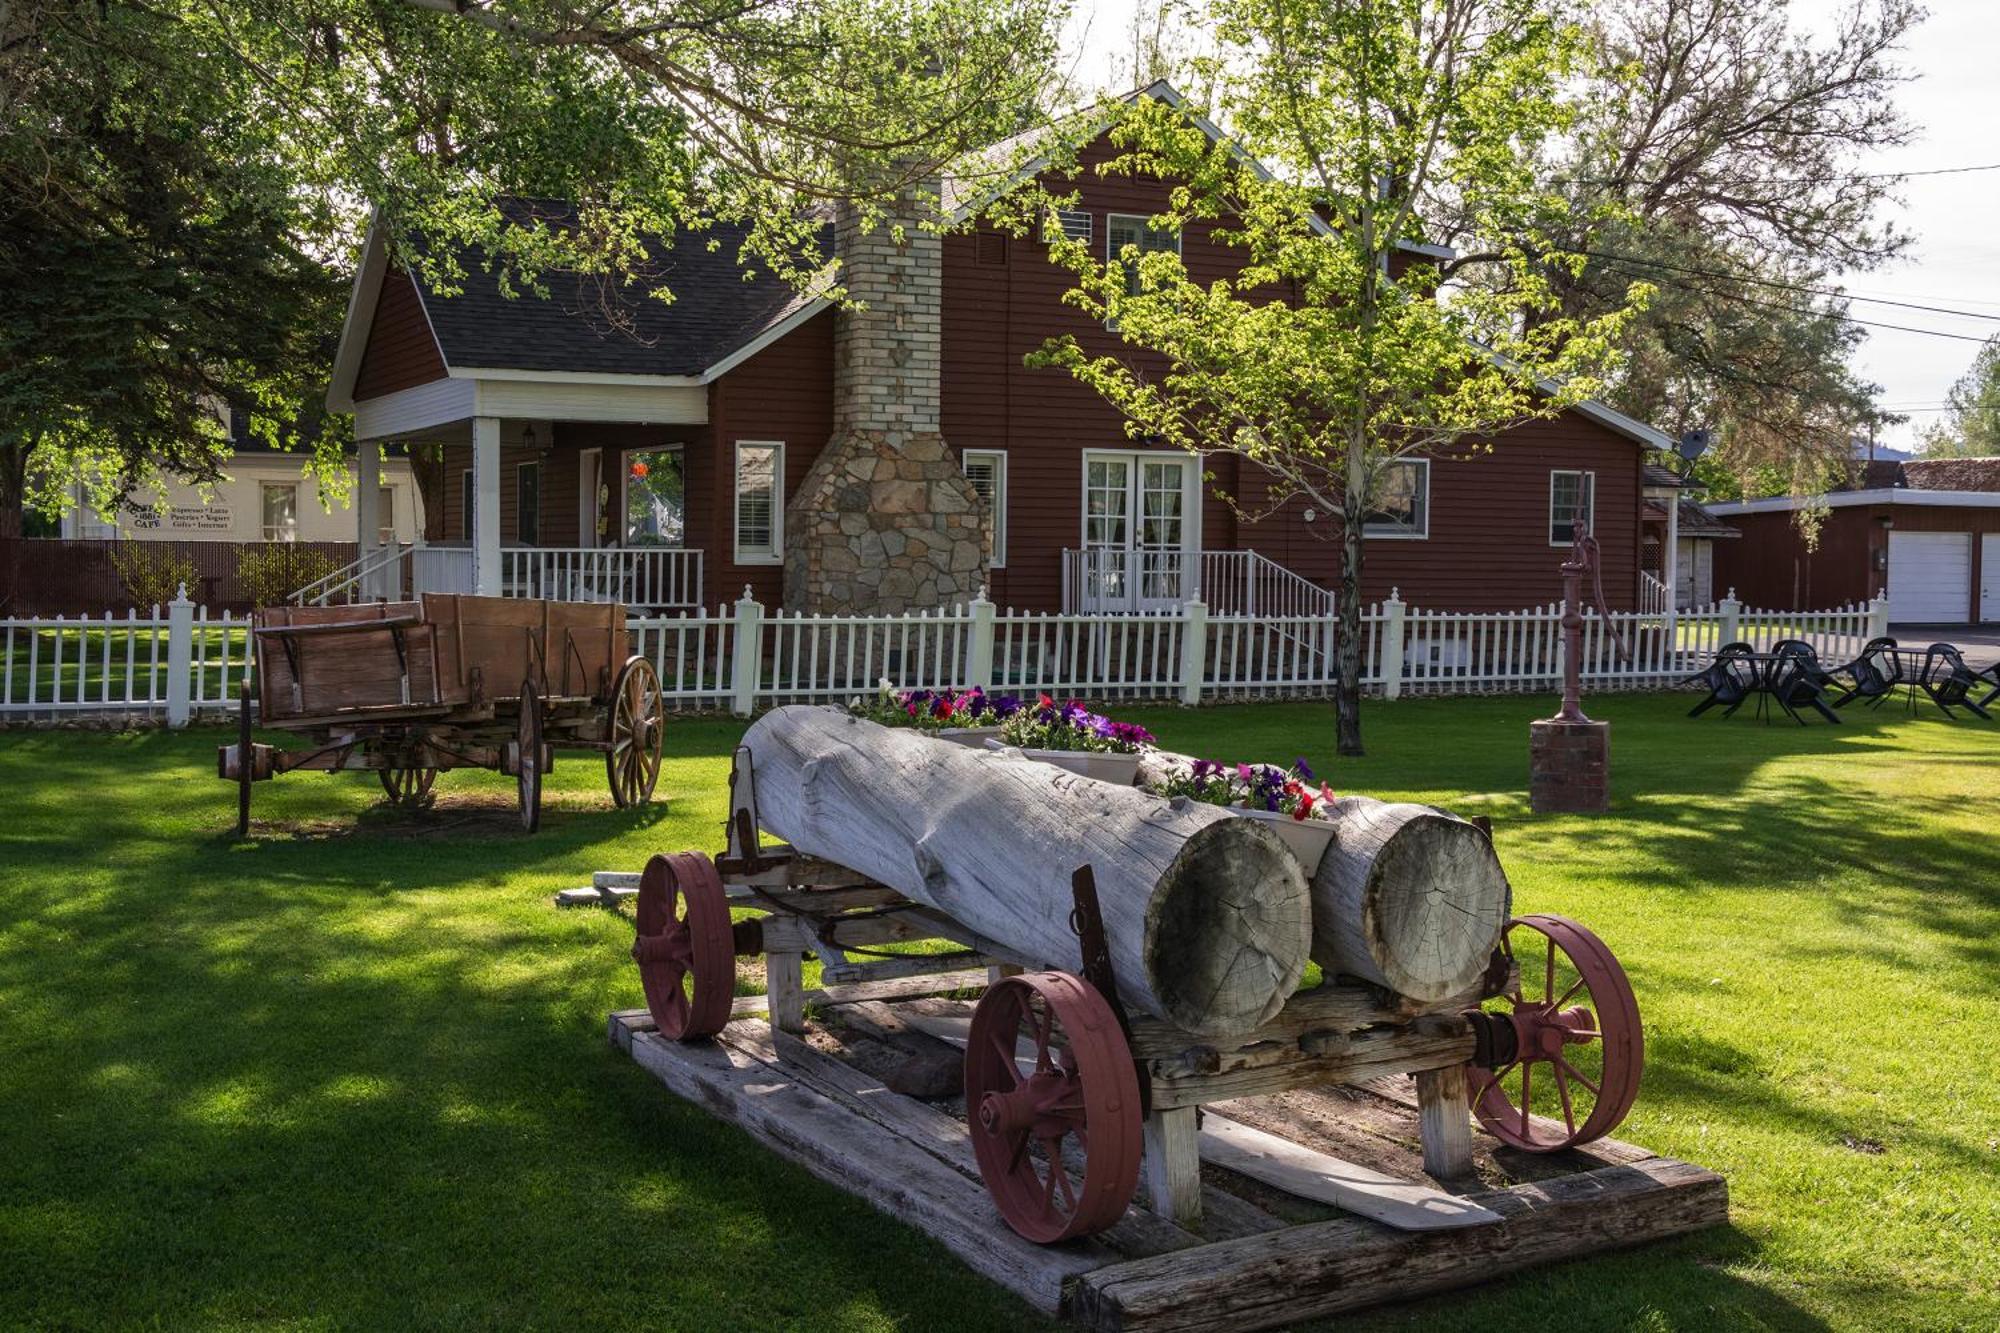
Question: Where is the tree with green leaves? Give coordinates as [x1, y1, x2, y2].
[1921, 336, 2000, 459]
[1013, 0, 1648, 756]
[1486, 0, 1919, 497]
[2, 0, 1072, 536]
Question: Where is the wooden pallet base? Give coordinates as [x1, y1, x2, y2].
[608, 1005, 1728, 1330]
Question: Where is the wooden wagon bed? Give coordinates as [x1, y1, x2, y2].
[608, 993, 1726, 1330]
[224, 595, 664, 833]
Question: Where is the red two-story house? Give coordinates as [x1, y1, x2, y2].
[324, 82, 1687, 617]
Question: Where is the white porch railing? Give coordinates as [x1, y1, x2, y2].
[292, 544, 699, 609]
[1061, 548, 1334, 617]
[8, 586, 1891, 722]
[1639, 571, 1670, 615]
[499, 547, 702, 609]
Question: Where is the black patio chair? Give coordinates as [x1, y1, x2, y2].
[1978, 663, 2000, 712]
[1768, 644, 1842, 724]
[1918, 643, 1993, 720]
[1828, 636, 1901, 709]
[1685, 642, 1760, 718]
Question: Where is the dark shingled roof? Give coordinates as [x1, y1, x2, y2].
[1642, 462, 1693, 488]
[407, 202, 832, 378]
[1900, 457, 2000, 492]
[1677, 498, 1740, 538]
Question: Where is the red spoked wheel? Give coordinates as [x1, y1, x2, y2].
[631, 852, 734, 1041]
[965, 971, 1141, 1244]
[1468, 914, 1643, 1151]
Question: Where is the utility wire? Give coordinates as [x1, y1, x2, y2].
[1580, 248, 2000, 324]
[1589, 256, 1995, 344]
[1555, 161, 2000, 187]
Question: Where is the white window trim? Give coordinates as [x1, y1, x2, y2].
[1078, 449, 1202, 555]
[733, 440, 784, 566]
[1363, 458, 1430, 540]
[1105, 213, 1183, 332]
[515, 461, 541, 546]
[1549, 469, 1597, 547]
[962, 449, 1008, 568]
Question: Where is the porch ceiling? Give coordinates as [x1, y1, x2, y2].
[353, 374, 707, 443]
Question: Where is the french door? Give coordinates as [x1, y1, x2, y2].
[1082, 453, 1195, 611]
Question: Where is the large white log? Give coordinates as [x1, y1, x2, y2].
[739, 707, 1311, 1037]
[1136, 748, 1510, 1002]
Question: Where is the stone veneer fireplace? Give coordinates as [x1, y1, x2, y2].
[783, 189, 989, 614]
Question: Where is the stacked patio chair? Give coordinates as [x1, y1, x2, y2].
[1828, 637, 1902, 710]
[1917, 643, 1994, 720]
[1767, 642, 1843, 725]
[1979, 663, 2000, 712]
[1683, 641, 1760, 718]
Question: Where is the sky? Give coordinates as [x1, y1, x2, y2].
[1060, 0, 2000, 452]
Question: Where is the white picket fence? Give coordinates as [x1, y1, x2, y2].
[628, 588, 1891, 714]
[1, 586, 1889, 722]
[1, 594, 254, 721]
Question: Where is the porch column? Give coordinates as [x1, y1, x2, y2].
[472, 416, 503, 597]
[354, 437, 382, 598]
[1663, 493, 1681, 627]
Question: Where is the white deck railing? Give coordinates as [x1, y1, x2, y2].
[6, 587, 1889, 721]
[1062, 548, 1335, 617]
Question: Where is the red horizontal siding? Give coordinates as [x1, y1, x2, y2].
[354, 268, 447, 400]
[1715, 503, 2000, 617]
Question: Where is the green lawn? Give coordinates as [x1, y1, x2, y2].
[1, 695, 1994, 1330]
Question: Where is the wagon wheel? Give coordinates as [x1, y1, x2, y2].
[516, 679, 544, 833]
[378, 766, 438, 810]
[631, 852, 734, 1041]
[1467, 914, 1643, 1152]
[965, 971, 1142, 1244]
[235, 679, 254, 837]
[606, 656, 664, 808]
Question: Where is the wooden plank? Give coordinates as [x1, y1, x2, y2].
[1072, 1157, 1729, 1332]
[1352, 1074, 1658, 1169]
[1196, 1112, 1500, 1231]
[1415, 1065, 1475, 1179]
[612, 971, 994, 1037]
[1141, 1108, 1203, 1228]
[766, 950, 806, 1033]
[1147, 1026, 1476, 1111]
[622, 1023, 1100, 1315]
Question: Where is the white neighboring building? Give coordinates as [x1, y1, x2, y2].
[61, 442, 424, 544]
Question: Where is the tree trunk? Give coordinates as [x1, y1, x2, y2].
[1335, 431, 1368, 756]
[739, 706, 1312, 1037]
[1133, 749, 1510, 1001]
[0, 442, 26, 542]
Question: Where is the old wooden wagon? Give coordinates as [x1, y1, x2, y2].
[602, 709, 1725, 1328]
[219, 594, 665, 833]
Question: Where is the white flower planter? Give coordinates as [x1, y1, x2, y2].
[936, 725, 1004, 749]
[984, 739, 1142, 785]
[1231, 806, 1336, 874]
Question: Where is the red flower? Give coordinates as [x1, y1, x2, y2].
[1295, 792, 1315, 820]
[1038, 692, 1055, 711]
[631, 461, 649, 480]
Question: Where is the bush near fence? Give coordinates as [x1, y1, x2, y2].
[1, 588, 1890, 724]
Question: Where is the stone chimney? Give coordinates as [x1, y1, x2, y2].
[784, 186, 987, 614]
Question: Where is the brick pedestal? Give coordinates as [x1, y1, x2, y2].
[1529, 718, 1609, 814]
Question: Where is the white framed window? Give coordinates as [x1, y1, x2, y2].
[733, 441, 783, 565]
[1364, 459, 1430, 539]
[1549, 470, 1596, 546]
[961, 449, 1008, 568]
[1106, 213, 1181, 329]
[516, 462, 541, 546]
[260, 483, 297, 542]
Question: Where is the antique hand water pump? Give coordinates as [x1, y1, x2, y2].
[1531, 521, 1627, 812]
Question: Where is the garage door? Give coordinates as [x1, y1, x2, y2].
[1887, 531, 1972, 623]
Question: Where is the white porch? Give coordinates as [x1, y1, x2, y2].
[1061, 548, 1333, 616]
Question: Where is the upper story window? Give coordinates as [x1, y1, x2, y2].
[1106, 214, 1181, 329]
[961, 450, 1007, 568]
[261, 483, 297, 542]
[1550, 469, 1596, 546]
[734, 441, 783, 565]
[1364, 459, 1430, 539]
